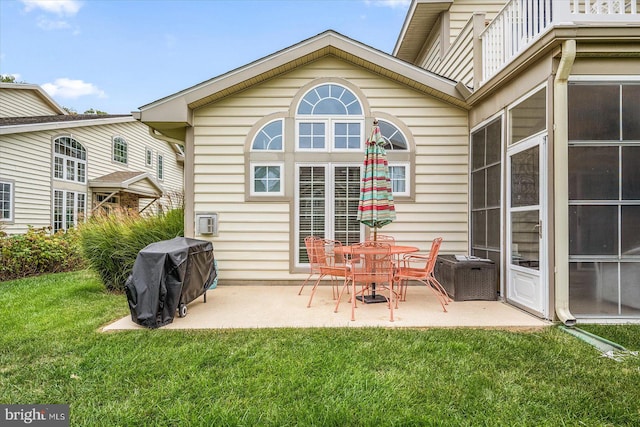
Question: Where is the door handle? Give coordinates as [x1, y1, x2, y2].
[533, 220, 542, 239]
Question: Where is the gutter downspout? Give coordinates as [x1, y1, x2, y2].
[553, 39, 577, 327]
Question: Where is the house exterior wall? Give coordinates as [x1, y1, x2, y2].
[0, 88, 60, 117]
[447, 0, 505, 46]
[431, 18, 475, 87]
[0, 130, 51, 232]
[190, 56, 468, 284]
[417, 1, 505, 86]
[0, 119, 183, 234]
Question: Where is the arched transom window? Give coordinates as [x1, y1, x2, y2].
[252, 119, 283, 151]
[296, 84, 364, 152]
[54, 136, 87, 184]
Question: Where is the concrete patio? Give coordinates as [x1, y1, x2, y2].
[103, 284, 551, 331]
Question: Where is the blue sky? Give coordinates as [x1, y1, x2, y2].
[0, 0, 411, 114]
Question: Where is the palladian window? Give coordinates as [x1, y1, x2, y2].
[53, 136, 86, 184]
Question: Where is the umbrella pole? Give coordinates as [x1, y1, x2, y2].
[366, 226, 387, 304]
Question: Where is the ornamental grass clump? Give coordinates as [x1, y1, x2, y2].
[0, 226, 85, 282]
[78, 207, 184, 292]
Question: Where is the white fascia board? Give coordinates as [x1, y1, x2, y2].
[137, 31, 464, 117]
[0, 116, 135, 135]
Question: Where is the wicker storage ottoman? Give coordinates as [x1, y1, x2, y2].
[434, 255, 497, 301]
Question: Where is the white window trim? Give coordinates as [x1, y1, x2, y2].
[53, 137, 87, 184]
[294, 162, 364, 267]
[251, 119, 285, 152]
[388, 162, 410, 197]
[0, 179, 14, 222]
[157, 154, 164, 180]
[112, 136, 128, 165]
[53, 189, 86, 232]
[145, 147, 153, 168]
[250, 162, 285, 196]
[295, 118, 365, 152]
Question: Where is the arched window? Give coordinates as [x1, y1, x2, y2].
[296, 84, 364, 151]
[375, 119, 410, 195]
[112, 136, 128, 164]
[53, 136, 87, 184]
[297, 83, 363, 115]
[378, 119, 408, 150]
[252, 119, 283, 151]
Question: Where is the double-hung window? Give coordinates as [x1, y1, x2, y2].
[0, 180, 13, 221]
[112, 136, 127, 164]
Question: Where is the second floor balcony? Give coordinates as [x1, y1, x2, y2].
[480, 0, 639, 85]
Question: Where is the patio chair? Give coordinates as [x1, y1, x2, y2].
[334, 241, 398, 321]
[306, 238, 350, 308]
[298, 236, 323, 296]
[393, 237, 450, 312]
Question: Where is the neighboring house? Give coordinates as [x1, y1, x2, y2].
[135, 0, 640, 324]
[0, 83, 184, 235]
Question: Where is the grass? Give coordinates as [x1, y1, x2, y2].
[1, 271, 639, 426]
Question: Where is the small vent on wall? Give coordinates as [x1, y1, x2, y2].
[196, 213, 218, 236]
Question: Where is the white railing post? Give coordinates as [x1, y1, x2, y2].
[480, 0, 637, 85]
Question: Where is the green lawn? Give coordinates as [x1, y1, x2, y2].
[1, 270, 639, 426]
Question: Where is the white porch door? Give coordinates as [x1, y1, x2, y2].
[506, 134, 548, 317]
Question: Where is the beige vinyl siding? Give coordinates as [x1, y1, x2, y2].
[433, 18, 475, 87]
[0, 132, 52, 234]
[192, 56, 468, 284]
[1, 120, 184, 234]
[447, 0, 505, 45]
[65, 121, 183, 208]
[419, 1, 504, 86]
[0, 88, 59, 118]
[422, 34, 442, 71]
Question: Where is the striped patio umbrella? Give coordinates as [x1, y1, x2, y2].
[357, 120, 396, 240]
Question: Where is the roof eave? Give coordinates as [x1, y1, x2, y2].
[135, 30, 468, 133]
[0, 83, 67, 115]
[0, 116, 135, 135]
[393, 0, 453, 63]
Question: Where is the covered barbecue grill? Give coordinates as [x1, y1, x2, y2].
[125, 237, 217, 328]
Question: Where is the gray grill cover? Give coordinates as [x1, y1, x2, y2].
[125, 237, 217, 328]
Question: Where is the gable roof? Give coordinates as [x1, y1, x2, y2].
[0, 114, 135, 135]
[134, 30, 468, 141]
[0, 82, 68, 116]
[89, 171, 164, 198]
[393, 0, 453, 64]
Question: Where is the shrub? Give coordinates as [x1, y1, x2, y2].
[78, 207, 184, 292]
[0, 227, 85, 281]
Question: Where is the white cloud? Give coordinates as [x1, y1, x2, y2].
[42, 78, 106, 99]
[21, 0, 83, 16]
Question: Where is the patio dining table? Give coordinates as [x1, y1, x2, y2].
[335, 244, 419, 304]
[336, 244, 419, 257]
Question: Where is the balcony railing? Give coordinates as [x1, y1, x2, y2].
[480, 0, 639, 85]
